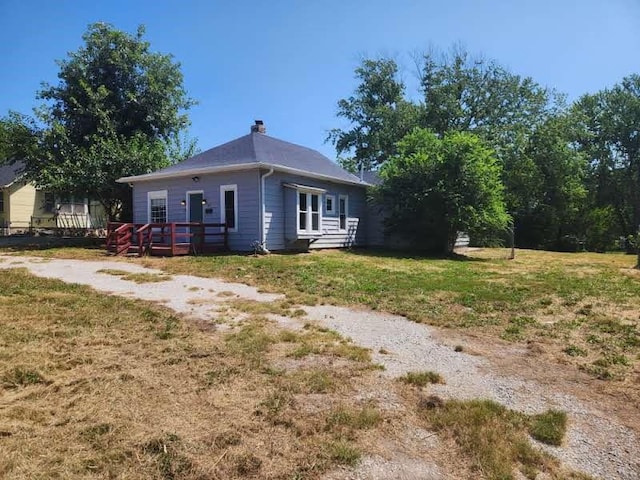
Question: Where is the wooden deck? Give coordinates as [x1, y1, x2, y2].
[106, 222, 229, 257]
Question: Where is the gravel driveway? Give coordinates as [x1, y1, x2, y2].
[1, 254, 638, 480]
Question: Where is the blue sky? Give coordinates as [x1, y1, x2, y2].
[1, 0, 639, 159]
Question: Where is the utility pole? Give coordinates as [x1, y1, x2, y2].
[509, 220, 515, 260]
[636, 225, 640, 269]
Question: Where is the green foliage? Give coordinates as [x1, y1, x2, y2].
[325, 440, 361, 466]
[424, 399, 569, 480]
[529, 410, 567, 446]
[514, 114, 588, 250]
[15, 23, 196, 220]
[0, 112, 40, 162]
[377, 128, 509, 253]
[328, 58, 419, 172]
[419, 48, 556, 140]
[573, 74, 640, 245]
[398, 370, 444, 386]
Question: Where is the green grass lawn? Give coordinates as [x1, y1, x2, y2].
[5, 246, 640, 381]
[143, 248, 640, 382]
[0, 247, 619, 479]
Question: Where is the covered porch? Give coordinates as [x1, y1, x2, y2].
[106, 222, 228, 257]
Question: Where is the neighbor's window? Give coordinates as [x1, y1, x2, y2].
[339, 195, 348, 231]
[0, 191, 4, 213]
[148, 190, 168, 223]
[43, 192, 55, 213]
[220, 184, 238, 231]
[298, 191, 321, 233]
[325, 195, 335, 214]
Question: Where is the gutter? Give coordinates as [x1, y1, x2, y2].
[259, 167, 274, 252]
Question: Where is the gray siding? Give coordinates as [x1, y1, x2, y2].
[132, 170, 260, 251]
[366, 201, 386, 247]
[283, 186, 297, 242]
[263, 171, 367, 251]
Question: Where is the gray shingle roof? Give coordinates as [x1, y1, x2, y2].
[0, 161, 24, 187]
[362, 170, 382, 186]
[122, 132, 366, 185]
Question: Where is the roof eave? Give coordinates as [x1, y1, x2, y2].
[117, 163, 259, 183]
[118, 162, 371, 187]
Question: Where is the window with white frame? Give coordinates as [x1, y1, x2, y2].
[220, 184, 238, 231]
[298, 191, 321, 233]
[338, 195, 348, 231]
[325, 195, 335, 214]
[148, 190, 168, 223]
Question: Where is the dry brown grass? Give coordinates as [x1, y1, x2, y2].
[0, 269, 387, 479]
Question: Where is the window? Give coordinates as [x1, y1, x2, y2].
[56, 195, 88, 214]
[43, 192, 55, 213]
[339, 195, 348, 231]
[148, 190, 168, 223]
[298, 191, 321, 233]
[325, 195, 335, 214]
[0, 191, 4, 213]
[220, 184, 238, 231]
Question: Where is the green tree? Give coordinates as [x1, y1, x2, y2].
[327, 58, 419, 172]
[418, 48, 562, 216]
[376, 128, 509, 253]
[0, 112, 39, 163]
[573, 75, 640, 241]
[515, 114, 588, 249]
[18, 22, 196, 220]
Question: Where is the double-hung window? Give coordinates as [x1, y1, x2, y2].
[148, 190, 168, 223]
[338, 195, 348, 231]
[298, 191, 321, 234]
[220, 184, 238, 231]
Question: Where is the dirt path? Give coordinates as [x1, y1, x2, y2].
[1, 255, 638, 480]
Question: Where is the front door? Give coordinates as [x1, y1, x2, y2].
[188, 192, 204, 247]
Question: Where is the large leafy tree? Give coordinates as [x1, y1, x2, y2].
[418, 48, 562, 215]
[515, 114, 587, 249]
[573, 75, 640, 242]
[327, 58, 419, 172]
[330, 49, 591, 250]
[16, 23, 196, 220]
[376, 128, 509, 253]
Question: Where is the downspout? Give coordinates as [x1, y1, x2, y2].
[260, 167, 275, 252]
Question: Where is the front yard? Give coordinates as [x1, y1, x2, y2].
[1, 247, 638, 479]
[144, 248, 640, 383]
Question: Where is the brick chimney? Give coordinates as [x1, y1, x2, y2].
[251, 120, 266, 134]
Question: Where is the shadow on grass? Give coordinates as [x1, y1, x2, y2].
[0, 236, 104, 252]
[344, 247, 490, 262]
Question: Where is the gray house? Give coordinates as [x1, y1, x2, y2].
[118, 122, 378, 252]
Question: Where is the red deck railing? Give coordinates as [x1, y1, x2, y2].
[106, 222, 229, 256]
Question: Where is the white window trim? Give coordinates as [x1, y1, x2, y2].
[220, 184, 238, 232]
[185, 190, 204, 223]
[325, 194, 335, 215]
[147, 190, 168, 223]
[338, 194, 349, 232]
[297, 189, 322, 235]
[55, 195, 89, 215]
